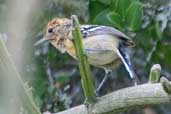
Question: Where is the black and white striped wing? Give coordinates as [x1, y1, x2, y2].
[80, 25, 134, 47]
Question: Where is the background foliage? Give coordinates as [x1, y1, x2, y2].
[0, 0, 171, 114]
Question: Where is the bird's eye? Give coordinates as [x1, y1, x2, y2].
[48, 28, 53, 33]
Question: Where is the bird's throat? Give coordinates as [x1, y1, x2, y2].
[64, 39, 76, 59]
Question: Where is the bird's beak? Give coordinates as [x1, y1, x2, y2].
[34, 37, 49, 46]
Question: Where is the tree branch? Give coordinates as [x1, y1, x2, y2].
[53, 82, 171, 114]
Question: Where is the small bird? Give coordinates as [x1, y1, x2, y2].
[34, 17, 137, 94]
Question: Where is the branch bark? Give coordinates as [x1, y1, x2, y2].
[54, 82, 171, 114]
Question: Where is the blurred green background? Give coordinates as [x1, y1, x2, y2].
[0, 0, 171, 114]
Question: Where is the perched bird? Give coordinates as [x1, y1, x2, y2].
[34, 17, 137, 94]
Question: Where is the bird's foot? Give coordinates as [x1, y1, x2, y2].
[132, 78, 138, 86]
[83, 97, 98, 108]
[94, 89, 100, 97]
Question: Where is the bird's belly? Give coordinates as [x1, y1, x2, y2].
[83, 35, 120, 66]
[87, 51, 119, 66]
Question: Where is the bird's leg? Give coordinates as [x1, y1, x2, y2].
[132, 76, 138, 86]
[95, 70, 111, 96]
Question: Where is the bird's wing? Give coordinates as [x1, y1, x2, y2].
[80, 25, 134, 47]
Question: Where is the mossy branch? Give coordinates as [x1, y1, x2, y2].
[52, 64, 171, 114]
[53, 82, 171, 114]
[0, 37, 41, 114]
[71, 15, 95, 103]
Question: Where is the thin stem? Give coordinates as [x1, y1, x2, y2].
[71, 15, 95, 103]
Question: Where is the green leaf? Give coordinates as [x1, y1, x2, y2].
[89, 0, 108, 22]
[111, 0, 139, 18]
[107, 11, 122, 29]
[154, 21, 162, 40]
[93, 8, 114, 26]
[55, 74, 70, 84]
[125, 2, 143, 31]
[145, 22, 162, 40]
[97, 0, 111, 5]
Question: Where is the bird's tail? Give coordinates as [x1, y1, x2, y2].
[116, 44, 138, 85]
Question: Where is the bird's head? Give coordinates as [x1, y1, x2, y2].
[34, 17, 72, 53]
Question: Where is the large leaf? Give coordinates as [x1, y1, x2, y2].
[144, 22, 162, 40]
[89, 0, 108, 22]
[93, 8, 114, 26]
[97, 0, 111, 5]
[111, 0, 139, 18]
[152, 42, 171, 69]
[154, 21, 162, 40]
[107, 11, 122, 29]
[125, 2, 143, 31]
